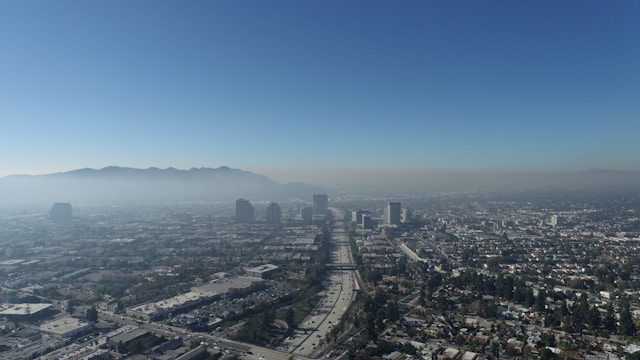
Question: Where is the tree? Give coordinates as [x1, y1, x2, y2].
[539, 332, 556, 347]
[604, 303, 616, 332]
[490, 341, 500, 358]
[540, 348, 557, 360]
[586, 306, 601, 329]
[261, 310, 274, 329]
[419, 287, 428, 306]
[385, 301, 400, 322]
[284, 307, 295, 326]
[428, 272, 442, 291]
[619, 302, 637, 336]
[375, 308, 385, 334]
[534, 289, 546, 312]
[627, 352, 640, 360]
[86, 306, 98, 322]
[523, 288, 536, 307]
[115, 302, 125, 314]
[401, 342, 417, 355]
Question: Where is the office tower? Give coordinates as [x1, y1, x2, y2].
[235, 198, 255, 224]
[361, 214, 373, 230]
[550, 215, 561, 227]
[401, 208, 413, 223]
[385, 201, 401, 226]
[50, 203, 72, 222]
[265, 202, 281, 225]
[312, 194, 328, 215]
[300, 207, 313, 225]
[352, 210, 370, 225]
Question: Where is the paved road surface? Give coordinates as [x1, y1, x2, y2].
[285, 215, 357, 357]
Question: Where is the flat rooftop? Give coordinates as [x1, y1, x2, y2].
[0, 303, 51, 315]
[129, 276, 263, 315]
[108, 328, 149, 345]
[246, 264, 278, 273]
[40, 317, 88, 335]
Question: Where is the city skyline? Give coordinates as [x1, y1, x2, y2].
[1, 2, 639, 360]
[1, 1, 639, 176]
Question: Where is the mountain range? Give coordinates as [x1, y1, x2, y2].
[1, 166, 639, 205]
[0, 166, 325, 204]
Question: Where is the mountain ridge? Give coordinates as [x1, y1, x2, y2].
[0, 166, 324, 204]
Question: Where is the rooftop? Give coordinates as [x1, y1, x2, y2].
[129, 276, 263, 315]
[0, 303, 52, 315]
[40, 317, 88, 335]
[247, 264, 279, 273]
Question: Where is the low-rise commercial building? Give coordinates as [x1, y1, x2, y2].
[40, 317, 91, 338]
[246, 264, 278, 278]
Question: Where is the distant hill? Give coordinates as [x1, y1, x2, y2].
[0, 166, 325, 204]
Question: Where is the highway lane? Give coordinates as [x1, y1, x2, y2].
[286, 218, 357, 358]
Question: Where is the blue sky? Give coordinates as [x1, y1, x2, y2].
[1, 1, 639, 179]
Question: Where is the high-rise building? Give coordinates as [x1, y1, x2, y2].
[312, 194, 328, 215]
[401, 208, 413, 223]
[361, 213, 373, 230]
[50, 203, 72, 222]
[265, 202, 281, 225]
[300, 207, 313, 225]
[352, 210, 371, 225]
[385, 201, 401, 226]
[235, 198, 255, 224]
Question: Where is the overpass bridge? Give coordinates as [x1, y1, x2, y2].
[326, 263, 357, 270]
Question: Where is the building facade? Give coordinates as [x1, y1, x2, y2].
[300, 206, 313, 225]
[386, 201, 401, 226]
[312, 194, 328, 215]
[235, 198, 255, 224]
[50, 203, 73, 222]
[265, 202, 281, 225]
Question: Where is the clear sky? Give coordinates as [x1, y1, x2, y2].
[1, 1, 639, 179]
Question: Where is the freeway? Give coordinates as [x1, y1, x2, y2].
[285, 214, 357, 358]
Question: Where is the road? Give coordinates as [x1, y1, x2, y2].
[284, 213, 357, 358]
[398, 242, 427, 263]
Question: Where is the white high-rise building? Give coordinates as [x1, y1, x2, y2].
[401, 208, 413, 223]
